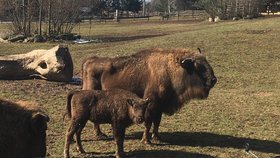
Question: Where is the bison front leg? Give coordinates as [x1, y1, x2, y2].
[141, 109, 163, 144]
[140, 106, 154, 144]
[151, 111, 163, 142]
[141, 120, 152, 144]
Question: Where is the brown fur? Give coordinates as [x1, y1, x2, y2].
[82, 48, 217, 143]
[64, 89, 150, 158]
[0, 98, 49, 158]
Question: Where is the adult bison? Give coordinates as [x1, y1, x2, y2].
[0, 99, 49, 158]
[82, 48, 217, 144]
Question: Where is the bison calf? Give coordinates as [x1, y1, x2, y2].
[0, 98, 49, 158]
[64, 89, 150, 158]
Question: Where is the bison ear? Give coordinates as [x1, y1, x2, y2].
[31, 112, 50, 133]
[181, 58, 195, 74]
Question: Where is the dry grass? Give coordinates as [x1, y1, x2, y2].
[0, 17, 280, 158]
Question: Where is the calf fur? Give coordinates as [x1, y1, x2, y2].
[64, 89, 150, 158]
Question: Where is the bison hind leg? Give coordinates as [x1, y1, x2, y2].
[64, 119, 87, 158]
[64, 121, 79, 158]
[75, 120, 88, 153]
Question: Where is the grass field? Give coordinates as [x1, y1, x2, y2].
[1, 17, 280, 158]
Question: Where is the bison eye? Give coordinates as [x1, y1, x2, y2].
[197, 64, 206, 73]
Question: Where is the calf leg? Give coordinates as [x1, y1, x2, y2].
[113, 126, 125, 158]
[75, 121, 87, 153]
[93, 123, 108, 139]
[64, 119, 82, 158]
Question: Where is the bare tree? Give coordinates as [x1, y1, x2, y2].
[46, 0, 80, 36]
[0, 0, 81, 37]
[198, 0, 264, 20]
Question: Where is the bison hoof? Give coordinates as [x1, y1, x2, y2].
[63, 151, 70, 158]
[116, 152, 125, 158]
[76, 147, 86, 153]
[152, 134, 163, 143]
[95, 133, 108, 140]
[140, 138, 151, 145]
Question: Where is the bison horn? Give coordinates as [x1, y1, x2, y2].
[181, 58, 194, 65]
[181, 58, 195, 74]
[144, 98, 152, 104]
[197, 48, 202, 54]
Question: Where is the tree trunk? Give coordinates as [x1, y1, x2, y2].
[38, 0, 43, 36]
[27, 0, 31, 36]
[0, 45, 73, 82]
[48, 0, 52, 35]
[143, 0, 146, 16]
[23, 0, 27, 36]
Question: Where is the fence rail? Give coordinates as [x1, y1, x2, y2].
[80, 10, 208, 23]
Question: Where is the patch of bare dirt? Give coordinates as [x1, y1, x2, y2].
[253, 92, 274, 97]
[244, 29, 271, 34]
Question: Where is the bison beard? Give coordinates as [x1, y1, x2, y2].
[82, 48, 217, 144]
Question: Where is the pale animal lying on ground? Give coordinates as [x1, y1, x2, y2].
[64, 89, 151, 158]
[0, 45, 73, 82]
[82, 48, 217, 143]
[0, 98, 49, 158]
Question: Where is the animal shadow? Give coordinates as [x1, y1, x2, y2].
[129, 150, 214, 158]
[95, 34, 166, 43]
[81, 150, 213, 158]
[158, 131, 280, 154]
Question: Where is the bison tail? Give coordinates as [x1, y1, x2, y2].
[64, 90, 76, 119]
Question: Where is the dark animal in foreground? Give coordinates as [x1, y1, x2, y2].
[64, 89, 150, 158]
[82, 48, 217, 144]
[0, 99, 49, 158]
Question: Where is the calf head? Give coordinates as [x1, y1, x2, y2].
[30, 112, 50, 157]
[127, 98, 151, 124]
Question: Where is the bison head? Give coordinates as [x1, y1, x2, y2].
[30, 112, 50, 157]
[128, 98, 151, 124]
[178, 50, 217, 99]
